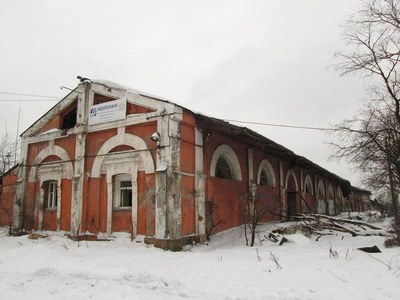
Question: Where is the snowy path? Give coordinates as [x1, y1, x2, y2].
[0, 224, 399, 299]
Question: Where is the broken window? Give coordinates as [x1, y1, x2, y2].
[114, 174, 132, 208]
[43, 180, 58, 209]
[61, 105, 77, 129]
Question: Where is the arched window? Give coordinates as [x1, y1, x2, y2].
[336, 186, 342, 201]
[285, 169, 298, 192]
[305, 183, 312, 194]
[328, 184, 334, 200]
[317, 180, 325, 199]
[215, 156, 233, 179]
[210, 144, 242, 181]
[259, 169, 269, 186]
[304, 175, 313, 194]
[257, 159, 276, 187]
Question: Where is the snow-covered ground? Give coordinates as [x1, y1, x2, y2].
[0, 219, 399, 300]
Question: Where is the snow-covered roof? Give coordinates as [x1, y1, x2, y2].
[91, 79, 173, 104]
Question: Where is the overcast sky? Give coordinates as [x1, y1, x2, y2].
[0, 0, 368, 187]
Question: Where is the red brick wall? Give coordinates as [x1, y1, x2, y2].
[202, 131, 249, 234]
[0, 169, 17, 227]
[256, 186, 281, 222]
[180, 112, 197, 236]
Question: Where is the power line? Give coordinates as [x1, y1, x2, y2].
[223, 118, 336, 131]
[0, 91, 59, 99]
[0, 93, 335, 131]
[151, 111, 336, 131]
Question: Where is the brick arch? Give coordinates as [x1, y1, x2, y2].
[91, 132, 154, 178]
[336, 186, 342, 201]
[304, 175, 314, 194]
[28, 144, 73, 182]
[317, 180, 325, 199]
[257, 159, 276, 187]
[210, 144, 242, 181]
[285, 169, 298, 191]
[327, 184, 334, 200]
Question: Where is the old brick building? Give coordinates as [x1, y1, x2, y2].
[0, 80, 370, 250]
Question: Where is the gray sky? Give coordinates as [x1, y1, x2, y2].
[0, 0, 367, 187]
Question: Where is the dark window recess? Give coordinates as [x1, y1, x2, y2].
[94, 93, 116, 105]
[215, 157, 233, 179]
[61, 106, 77, 129]
[306, 183, 312, 194]
[119, 180, 132, 207]
[259, 169, 269, 186]
[287, 192, 297, 217]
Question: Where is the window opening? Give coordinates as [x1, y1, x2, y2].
[215, 157, 233, 179]
[61, 106, 77, 129]
[259, 169, 269, 186]
[114, 175, 132, 208]
[318, 187, 324, 198]
[44, 180, 58, 209]
[119, 180, 132, 207]
[305, 183, 312, 194]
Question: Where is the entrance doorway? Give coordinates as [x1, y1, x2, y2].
[287, 192, 297, 217]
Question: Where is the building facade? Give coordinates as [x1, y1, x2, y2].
[0, 80, 371, 250]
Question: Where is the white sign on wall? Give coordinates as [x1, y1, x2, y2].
[88, 97, 127, 125]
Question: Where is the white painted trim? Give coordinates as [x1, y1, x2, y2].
[304, 175, 314, 195]
[317, 179, 325, 199]
[27, 142, 71, 232]
[284, 169, 298, 191]
[210, 144, 242, 181]
[37, 168, 63, 231]
[195, 127, 205, 237]
[257, 159, 276, 187]
[87, 84, 177, 133]
[91, 131, 154, 178]
[327, 184, 334, 200]
[105, 162, 138, 235]
[21, 85, 83, 139]
[336, 186, 342, 201]
[248, 149, 254, 184]
[56, 179, 61, 230]
[28, 145, 73, 182]
[316, 178, 326, 214]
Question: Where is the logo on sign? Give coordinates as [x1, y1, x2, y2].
[88, 98, 127, 125]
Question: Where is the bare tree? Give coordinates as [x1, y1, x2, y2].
[0, 131, 18, 175]
[333, 0, 400, 225]
[0, 130, 18, 235]
[241, 184, 274, 247]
